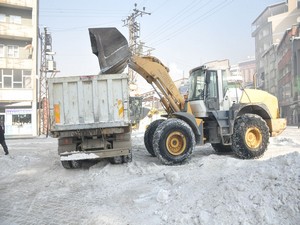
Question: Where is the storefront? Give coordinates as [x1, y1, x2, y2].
[5, 108, 33, 135]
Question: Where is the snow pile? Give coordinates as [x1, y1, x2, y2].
[0, 128, 299, 225]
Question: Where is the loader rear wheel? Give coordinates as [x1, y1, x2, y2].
[153, 118, 195, 165]
[211, 143, 232, 154]
[144, 119, 165, 157]
[232, 114, 269, 159]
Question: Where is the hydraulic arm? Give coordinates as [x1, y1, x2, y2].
[128, 55, 185, 114]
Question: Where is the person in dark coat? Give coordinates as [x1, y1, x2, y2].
[0, 125, 9, 155]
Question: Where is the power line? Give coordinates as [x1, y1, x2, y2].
[38, 27, 59, 136]
[148, 0, 235, 47]
[150, 0, 170, 13]
[143, 0, 204, 42]
[123, 3, 151, 93]
[44, 20, 121, 32]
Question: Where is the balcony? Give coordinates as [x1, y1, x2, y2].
[0, 58, 32, 69]
[0, 89, 33, 101]
[0, 0, 33, 9]
[0, 23, 33, 40]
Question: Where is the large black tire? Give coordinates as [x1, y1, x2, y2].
[144, 119, 165, 157]
[61, 161, 72, 169]
[232, 114, 269, 159]
[61, 160, 82, 169]
[153, 118, 195, 165]
[71, 160, 82, 169]
[122, 151, 133, 163]
[109, 156, 123, 164]
[211, 143, 232, 154]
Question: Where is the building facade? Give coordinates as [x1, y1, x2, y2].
[238, 59, 256, 87]
[230, 59, 256, 88]
[277, 24, 300, 124]
[252, 0, 300, 125]
[0, 0, 38, 136]
[252, 0, 300, 89]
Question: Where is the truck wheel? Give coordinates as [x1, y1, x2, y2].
[211, 143, 232, 154]
[109, 156, 123, 164]
[153, 118, 195, 165]
[61, 161, 72, 169]
[123, 151, 132, 163]
[71, 160, 82, 169]
[144, 119, 165, 157]
[232, 114, 269, 159]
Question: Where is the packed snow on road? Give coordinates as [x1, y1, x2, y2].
[0, 127, 299, 225]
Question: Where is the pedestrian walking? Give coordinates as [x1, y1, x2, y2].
[0, 125, 9, 155]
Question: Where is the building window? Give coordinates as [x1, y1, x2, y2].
[3, 76, 12, 88]
[13, 69, 22, 88]
[9, 15, 21, 24]
[0, 69, 31, 89]
[0, 44, 4, 57]
[7, 45, 19, 58]
[12, 114, 31, 126]
[23, 70, 32, 88]
[0, 14, 5, 22]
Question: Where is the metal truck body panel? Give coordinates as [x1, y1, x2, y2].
[48, 73, 130, 132]
[48, 73, 132, 169]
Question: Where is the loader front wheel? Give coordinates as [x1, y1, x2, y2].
[153, 118, 195, 165]
[232, 114, 269, 159]
[144, 119, 165, 157]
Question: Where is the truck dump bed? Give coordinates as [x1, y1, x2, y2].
[48, 73, 130, 132]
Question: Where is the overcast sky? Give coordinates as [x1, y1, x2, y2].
[39, 0, 282, 80]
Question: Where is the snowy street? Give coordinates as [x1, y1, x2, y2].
[0, 127, 299, 225]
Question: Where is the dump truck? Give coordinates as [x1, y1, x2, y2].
[89, 27, 287, 165]
[48, 74, 133, 169]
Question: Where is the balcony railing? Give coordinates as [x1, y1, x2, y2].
[0, 0, 33, 8]
[0, 22, 33, 40]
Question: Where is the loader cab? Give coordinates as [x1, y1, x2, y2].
[188, 66, 227, 117]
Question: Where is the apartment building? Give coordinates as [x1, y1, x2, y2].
[252, 0, 300, 89]
[277, 24, 300, 124]
[238, 59, 256, 87]
[252, 0, 300, 125]
[229, 59, 256, 88]
[0, 0, 38, 136]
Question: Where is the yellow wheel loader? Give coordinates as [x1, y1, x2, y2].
[89, 27, 287, 165]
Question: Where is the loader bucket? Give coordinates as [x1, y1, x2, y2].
[89, 27, 131, 74]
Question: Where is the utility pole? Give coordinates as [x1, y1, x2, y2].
[123, 3, 151, 94]
[38, 27, 58, 136]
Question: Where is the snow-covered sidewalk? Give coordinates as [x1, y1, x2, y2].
[0, 127, 299, 225]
